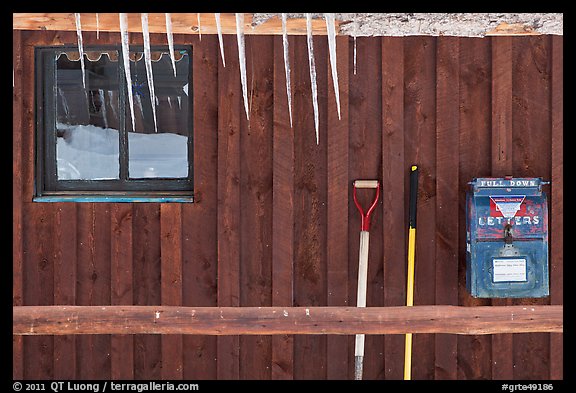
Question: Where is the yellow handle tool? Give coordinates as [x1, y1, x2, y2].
[404, 165, 419, 380]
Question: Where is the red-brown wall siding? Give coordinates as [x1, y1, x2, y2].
[13, 30, 563, 380]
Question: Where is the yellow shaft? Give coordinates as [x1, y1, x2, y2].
[404, 333, 413, 380]
[404, 226, 416, 380]
[406, 227, 416, 307]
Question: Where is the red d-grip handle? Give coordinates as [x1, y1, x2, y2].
[353, 182, 380, 231]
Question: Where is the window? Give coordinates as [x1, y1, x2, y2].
[35, 45, 193, 202]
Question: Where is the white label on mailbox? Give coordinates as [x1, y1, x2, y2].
[493, 258, 527, 282]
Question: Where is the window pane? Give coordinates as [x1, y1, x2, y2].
[127, 50, 190, 179]
[55, 50, 120, 180]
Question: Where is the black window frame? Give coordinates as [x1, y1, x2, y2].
[34, 45, 194, 201]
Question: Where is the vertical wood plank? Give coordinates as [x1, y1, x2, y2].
[381, 36, 406, 380]
[239, 35, 274, 380]
[21, 31, 55, 379]
[457, 37, 493, 380]
[22, 203, 55, 379]
[404, 36, 436, 380]
[111, 203, 134, 379]
[272, 34, 295, 380]
[53, 203, 77, 379]
[490, 36, 515, 380]
[132, 204, 162, 379]
[491, 37, 514, 177]
[549, 35, 563, 381]
[160, 203, 183, 379]
[326, 34, 350, 380]
[76, 203, 112, 379]
[217, 34, 241, 380]
[182, 34, 218, 381]
[348, 35, 384, 380]
[511, 35, 551, 381]
[12, 29, 24, 380]
[435, 36, 459, 380]
[292, 34, 327, 380]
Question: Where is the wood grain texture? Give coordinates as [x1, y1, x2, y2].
[272, 34, 295, 380]
[14, 305, 563, 335]
[326, 34, 350, 380]
[435, 36, 459, 380]
[110, 203, 134, 380]
[12, 29, 24, 380]
[76, 203, 112, 379]
[239, 35, 274, 380]
[132, 204, 162, 379]
[511, 35, 552, 381]
[292, 34, 328, 380]
[53, 203, 78, 379]
[549, 35, 563, 381]
[12, 13, 338, 35]
[160, 204, 183, 379]
[181, 33, 218, 381]
[381, 36, 406, 380]
[216, 34, 241, 380]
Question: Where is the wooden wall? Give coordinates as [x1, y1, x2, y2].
[13, 30, 563, 380]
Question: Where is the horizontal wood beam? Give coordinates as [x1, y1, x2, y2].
[13, 13, 560, 37]
[13, 305, 562, 336]
[12, 13, 336, 36]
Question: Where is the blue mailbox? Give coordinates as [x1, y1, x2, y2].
[466, 177, 549, 298]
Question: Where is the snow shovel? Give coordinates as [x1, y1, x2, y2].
[404, 165, 419, 380]
[352, 179, 380, 380]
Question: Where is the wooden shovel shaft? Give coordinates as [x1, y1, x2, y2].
[356, 231, 370, 309]
[354, 230, 370, 380]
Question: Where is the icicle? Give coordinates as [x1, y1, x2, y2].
[353, 36, 357, 75]
[107, 90, 118, 119]
[215, 13, 226, 67]
[58, 87, 70, 121]
[165, 13, 177, 77]
[99, 89, 109, 129]
[197, 13, 202, 41]
[96, 13, 100, 39]
[119, 13, 136, 131]
[281, 13, 293, 128]
[168, 96, 172, 108]
[306, 14, 319, 145]
[177, 96, 182, 109]
[141, 13, 158, 132]
[74, 13, 87, 90]
[235, 13, 250, 121]
[325, 13, 341, 120]
[135, 94, 144, 118]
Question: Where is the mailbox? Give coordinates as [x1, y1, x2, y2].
[466, 177, 549, 298]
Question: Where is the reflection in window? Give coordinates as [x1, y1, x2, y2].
[55, 50, 120, 180]
[128, 50, 190, 179]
